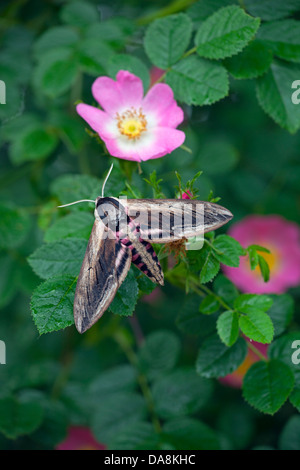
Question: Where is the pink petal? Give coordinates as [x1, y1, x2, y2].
[146, 127, 186, 159]
[116, 70, 144, 108]
[92, 71, 144, 116]
[142, 84, 184, 128]
[76, 103, 117, 140]
[103, 127, 185, 162]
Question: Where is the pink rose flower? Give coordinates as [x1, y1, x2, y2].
[182, 190, 193, 199]
[56, 426, 105, 450]
[220, 341, 268, 389]
[223, 215, 300, 294]
[76, 70, 185, 162]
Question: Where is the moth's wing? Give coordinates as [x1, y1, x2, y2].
[74, 220, 131, 334]
[123, 199, 233, 243]
[122, 237, 164, 286]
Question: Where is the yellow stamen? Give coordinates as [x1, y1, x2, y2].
[116, 107, 147, 140]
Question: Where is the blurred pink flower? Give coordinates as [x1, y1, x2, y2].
[150, 66, 165, 86]
[142, 286, 163, 304]
[220, 341, 268, 389]
[77, 70, 185, 162]
[223, 215, 300, 294]
[56, 426, 105, 450]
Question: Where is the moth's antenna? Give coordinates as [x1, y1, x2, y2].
[102, 163, 114, 198]
[58, 199, 95, 208]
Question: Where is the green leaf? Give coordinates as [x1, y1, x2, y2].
[163, 418, 220, 450]
[0, 396, 43, 439]
[243, 359, 294, 415]
[50, 111, 86, 153]
[247, 245, 259, 270]
[213, 234, 245, 267]
[200, 252, 220, 284]
[30, 275, 77, 334]
[108, 422, 160, 450]
[51, 174, 101, 211]
[256, 60, 300, 134]
[187, 0, 239, 25]
[108, 54, 150, 91]
[213, 274, 239, 305]
[176, 295, 217, 337]
[267, 294, 294, 337]
[44, 212, 94, 242]
[217, 310, 239, 347]
[239, 309, 274, 343]
[29, 399, 68, 449]
[152, 368, 213, 419]
[109, 269, 138, 317]
[199, 245, 220, 284]
[33, 48, 78, 98]
[257, 20, 300, 63]
[135, 269, 157, 295]
[244, 0, 300, 21]
[84, 17, 135, 50]
[138, 330, 181, 381]
[196, 334, 247, 378]
[10, 125, 58, 164]
[279, 416, 300, 450]
[33, 26, 79, 58]
[247, 244, 271, 273]
[224, 40, 273, 79]
[217, 403, 255, 450]
[88, 365, 137, 401]
[234, 294, 273, 312]
[199, 295, 219, 315]
[144, 13, 193, 69]
[195, 5, 260, 60]
[166, 56, 229, 106]
[290, 388, 300, 413]
[197, 140, 238, 174]
[28, 238, 86, 280]
[0, 203, 31, 249]
[258, 254, 270, 282]
[0, 253, 19, 307]
[60, 1, 99, 28]
[78, 38, 114, 76]
[91, 392, 146, 444]
[0, 113, 39, 142]
[268, 332, 300, 390]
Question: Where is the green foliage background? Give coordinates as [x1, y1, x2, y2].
[1, 0, 300, 450]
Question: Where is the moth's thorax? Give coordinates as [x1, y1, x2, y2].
[95, 197, 128, 234]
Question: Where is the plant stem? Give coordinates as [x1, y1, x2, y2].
[137, 0, 197, 25]
[246, 339, 268, 362]
[200, 283, 232, 311]
[113, 330, 162, 434]
[182, 46, 197, 59]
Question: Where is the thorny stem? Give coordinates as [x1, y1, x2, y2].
[204, 238, 224, 256]
[246, 338, 268, 362]
[137, 0, 197, 25]
[113, 330, 162, 434]
[200, 283, 232, 311]
[128, 316, 145, 346]
[182, 46, 197, 59]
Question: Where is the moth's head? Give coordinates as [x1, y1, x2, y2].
[95, 197, 127, 232]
